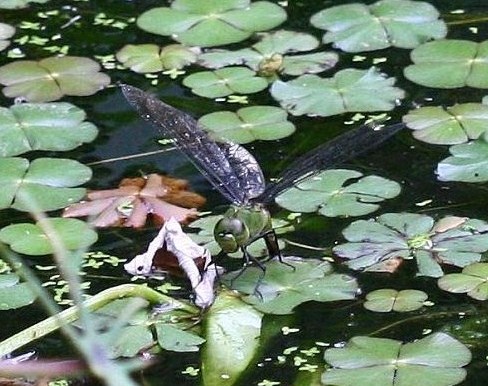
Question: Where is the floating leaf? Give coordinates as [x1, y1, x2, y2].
[310, 0, 446, 53]
[0, 273, 37, 310]
[224, 257, 359, 315]
[275, 169, 401, 217]
[199, 30, 338, 76]
[404, 40, 488, 89]
[0, 218, 97, 255]
[437, 132, 488, 182]
[334, 213, 488, 277]
[199, 105, 295, 143]
[364, 289, 428, 313]
[0, 23, 15, 51]
[0, 157, 91, 212]
[182, 67, 268, 98]
[0, 56, 111, 102]
[270, 68, 404, 117]
[438, 263, 488, 300]
[403, 103, 488, 145]
[0, 0, 48, 9]
[156, 324, 205, 352]
[116, 44, 200, 73]
[0, 102, 98, 157]
[137, 0, 286, 47]
[323, 333, 471, 386]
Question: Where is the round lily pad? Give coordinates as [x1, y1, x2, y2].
[182, 67, 268, 98]
[438, 263, 488, 300]
[403, 103, 488, 145]
[116, 44, 199, 73]
[0, 157, 92, 212]
[0, 56, 111, 102]
[0, 102, 98, 157]
[0, 273, 37, 310]
[0, 0, 48, 9]
[404, 40, 488, 89]
[0, 23, 15, 52]
[0, 218, 98, 255]
[364, 289, 428, 313]
[275, 169, 401, 217]
[270, 68, 405, 117]
[310, 0, 446, 53]
[136, 0, 287, 47]
[199, 105, 295, 143]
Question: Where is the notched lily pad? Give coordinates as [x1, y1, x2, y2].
[310, 0, 446, 53]
[275, 169, 401, 217]
[334, 213, 488, 278]
[323, 333, 471, 386]
[0, 102, 98, 157]
[137, 0, 287, 47]
[0, 23, 15, 52]
[404, 40, 488, 89]
[199, 105, 295, 144]
[364, 289, 428, 312]
[0, 218, 97, 255]
[0, 273, 37, 310]
[0, 0, 48, 9]
[0, 157, 92, 212]
[0, 56, 111, 102]
[270, 68, 404, 117]
[403, 103, 488, 145]
[116, 44, 200, 73]
[199, 30, 338, 77]
[182, 67, 268, 98]
[437, 132, 488, 183]
[438, 263, 488, 300]
[224, 257, 359, 314]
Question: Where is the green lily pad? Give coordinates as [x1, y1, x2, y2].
[202, 290, 262, 385]
[0, 0, 48, 9]
[437, 132, 488, 182]
[199, 105, 295, 143]
[0, 102, 98, 157]
[0, 157, 92, 212]
[438, 263, 488, 300]
[0, 56, 111, 102]
[0, 273, 37, 310]
[404, 40, 488, 89]
[310, 0, 446, 53]
[364, 289, 428, 313]
[137, 0, 286, 47]
[116, 44, 199, 73]
[270, 68, 405, 117]
[224, 257, 359, 315]
[275, 169, 401, 217]
[156, 324, 205, 352]
[323, 333, 471, 386]
[0, 23, 15, 52]
[403, 103, 488, 145]
[334, 213, 488, 277]
[198, 30, 338, 76]
[0, 218, 98, 255]
[182, 67, 268, 98]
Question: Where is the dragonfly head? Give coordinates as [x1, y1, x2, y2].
[214, 217, 250, 253]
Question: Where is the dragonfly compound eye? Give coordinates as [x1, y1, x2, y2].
[214, 218, 250, 253]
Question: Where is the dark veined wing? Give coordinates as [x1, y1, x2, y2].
[258, 122, 405, 203]
[120, 84, 265, 205]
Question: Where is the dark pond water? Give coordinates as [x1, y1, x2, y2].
[1, 0, 488, 385]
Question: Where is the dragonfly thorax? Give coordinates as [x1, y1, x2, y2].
[214, 205, 272, 253]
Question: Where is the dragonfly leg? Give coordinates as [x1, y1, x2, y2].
[228, 247, 266, 300]
[262, 230, 295, 271]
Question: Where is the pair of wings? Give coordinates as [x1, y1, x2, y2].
[121, 84, 404, 206]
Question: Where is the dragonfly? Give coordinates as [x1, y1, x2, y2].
[120, 84, 404, 278]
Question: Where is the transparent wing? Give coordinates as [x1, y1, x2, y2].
[121, 84, 265, 205]
[258, 122, 405, 203]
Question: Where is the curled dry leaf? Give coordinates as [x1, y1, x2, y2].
[63, 173, 205, 228]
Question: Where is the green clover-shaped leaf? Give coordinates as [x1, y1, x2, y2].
[137, 0, 286, 47]
[0, 273, 37, 310]
[0, 23, 15, 51]
[364, 289, 428, 313]
[0, 56, 111, 102]
[0, 102, 98, 157]
[270, 68, 405, 117]
[438, 263, 488, 300]
[0, 157, 92, 211]
[0, 0, 48, 9]
[275, 169, 401, 217]
[310, 0, 446, 53]
[404, 40, 488, 89]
